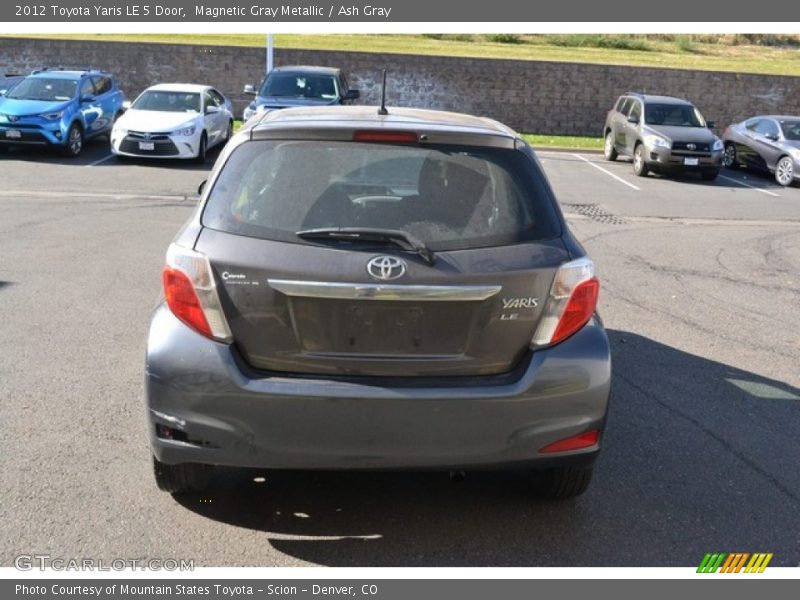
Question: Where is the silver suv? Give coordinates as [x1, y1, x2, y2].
[146, 106, 612, 499]
[603, 92, 723, 181]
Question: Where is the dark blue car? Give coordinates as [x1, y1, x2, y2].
[0, 67, 125, 157]
[241, 65, 359, 121]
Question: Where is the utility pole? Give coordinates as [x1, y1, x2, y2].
[266, 34, 273, 74]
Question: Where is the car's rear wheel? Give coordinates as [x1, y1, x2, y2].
[152, 456, 213, 494]
[722, 142, 738, 169]
[195, 132, 207, 163]
[61, 123, 83, 157]
[775, 156, 794, 187]
[603, 132, 618, 161]
[701, 168, 719, 181]
[530, 466, 593, 500]
[632, 143, 649, 177]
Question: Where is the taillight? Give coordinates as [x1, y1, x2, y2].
[162, 244, 232, 342]
[531, 257, 599, 347]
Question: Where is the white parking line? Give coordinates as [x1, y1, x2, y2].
[718, 174, 780, 198]
[571, 153, 641, 191]
[84, 153, 115, 167]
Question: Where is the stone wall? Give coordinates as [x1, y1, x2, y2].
[2, 37, 799, 135]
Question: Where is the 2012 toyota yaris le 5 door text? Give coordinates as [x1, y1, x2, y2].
[146, 106, 612, 499]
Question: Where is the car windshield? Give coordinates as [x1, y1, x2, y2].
[132, 91, 201, 113]
[202, 140, 560, 251]
[779, 120, 800, 141]
[259, 73, 338, 100]
[645, 103, 706, 128]
[5, 77, 77, 101]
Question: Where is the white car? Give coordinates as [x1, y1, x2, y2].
[111, 83, 234, 161]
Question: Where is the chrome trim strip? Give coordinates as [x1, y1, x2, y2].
[268, 279, 501, 302]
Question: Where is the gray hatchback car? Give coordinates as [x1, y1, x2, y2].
[146, 106, 612, 499]
[604, 92, 723, 180]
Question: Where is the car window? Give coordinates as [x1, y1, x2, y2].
[644, 103, 705, 127]
[745, 119, 762, 132]
[629, 101, 642, 122]
[202, 140, 561, 251]
[618, 98, 633, 116]
[132, 90, 201, 113]
[754, 119, 780, 138]
[79, 78, 96, 99]
[209, 89, 225, 106]
[6, 77, 78, 101]
[260, 73, 339, 100]
[91, 76, 112, 95]
[614, 97, 626, 112]
[779, 120, 800, 141]
[203, 91, 217, 110]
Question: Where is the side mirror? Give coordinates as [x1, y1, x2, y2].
[765, 133, 779, 142]
[121, 100, 131, 113]
[0, 90, 6, 97]
[198, 180, 206, 195]
[243, 84, 256, 96]
[344, 89, 360, 101]
[706, 121, 716, 129]
[205, 104, 220, 114]
[627, 114, 639, 124]
[81, 94, 95, 103]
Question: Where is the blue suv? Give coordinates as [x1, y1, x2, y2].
[0, 67, 125, 157]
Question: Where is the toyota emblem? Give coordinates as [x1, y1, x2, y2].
[687, 143, 696, 150]
[367, 256, 407, 281]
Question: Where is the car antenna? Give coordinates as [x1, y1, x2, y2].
[378, 69, 388, 116]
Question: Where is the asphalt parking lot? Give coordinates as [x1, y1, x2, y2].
[1, 142, 798, 567]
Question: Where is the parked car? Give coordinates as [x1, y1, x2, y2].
[242, 65, 359, 121]
[603, 92, 723, 180]
[111, 84, 234, 162]
[146, 106, 612, 499]
[0, 67, 125, 156]
[721, 116, 800, 187]
[0, 73, 23, 96]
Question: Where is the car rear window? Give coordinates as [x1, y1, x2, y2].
[201, 140, 561, 251]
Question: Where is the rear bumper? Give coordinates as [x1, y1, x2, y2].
[145, 305, 612, 470]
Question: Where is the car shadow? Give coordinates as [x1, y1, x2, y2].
[100, 143, 225, 172]
[173, 330, 800, 566]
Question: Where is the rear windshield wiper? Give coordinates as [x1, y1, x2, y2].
[296, 227, 436, 266]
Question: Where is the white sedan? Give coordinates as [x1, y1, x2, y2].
[111, 83, 234, 161]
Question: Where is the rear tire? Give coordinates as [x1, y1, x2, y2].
[152, 456, 213, 494]
[701, 169, 719, 181]
[603, 132, 618, 161]
[632, 143, 649, 177]
[775, 156, 794, 187]
[530, 466, 593, 500]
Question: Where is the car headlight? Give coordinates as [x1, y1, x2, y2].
[644, 135, 670, 149]
[42, 111, 64, 121]
[171, 125, 196, 137]
[712, 138, 724, 151]
[113, 127, 127, 136]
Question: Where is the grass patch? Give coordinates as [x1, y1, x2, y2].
[522, 134, 603, 150]
[6, 34, 800, 77]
